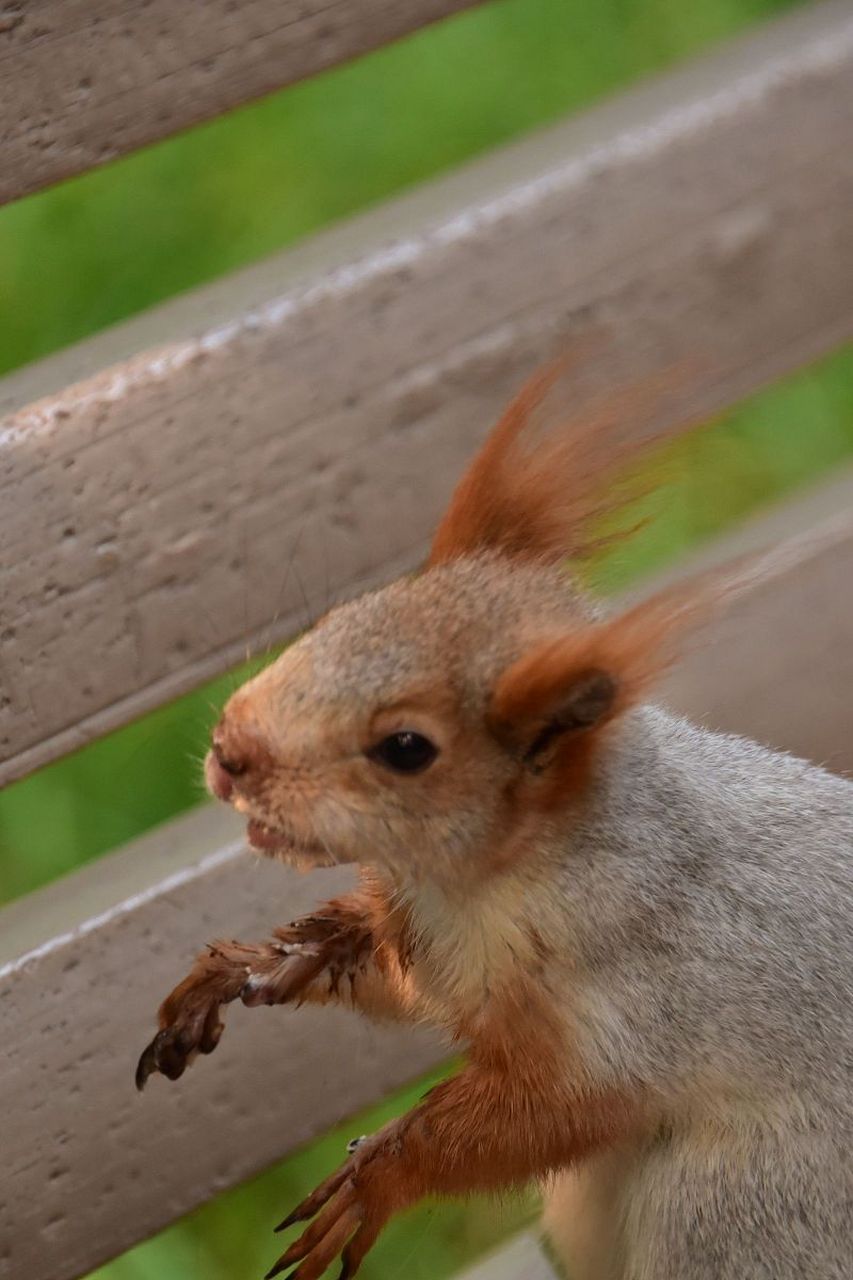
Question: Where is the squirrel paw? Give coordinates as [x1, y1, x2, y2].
[135, 996, 226, 1090]
[135, 941, 254, 1089]
[135, 917, 371, 1090]
[264, 1122, 408, 1280]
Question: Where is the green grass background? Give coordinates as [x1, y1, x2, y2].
[1, 0, 852, 1277]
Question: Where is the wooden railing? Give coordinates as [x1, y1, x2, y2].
[1, 3, 852, 1278]
[0, 0, 487, 203]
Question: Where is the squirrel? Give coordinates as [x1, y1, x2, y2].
[137, 364, 852, 1280]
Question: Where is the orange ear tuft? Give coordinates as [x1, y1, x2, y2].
[428, 356, 696, 569]
[489, 555, 758, 780]
[489, 514, 845, 788]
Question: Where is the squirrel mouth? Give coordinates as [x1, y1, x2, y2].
[245, 819, 332, 863]
[246, 819, 288, 852]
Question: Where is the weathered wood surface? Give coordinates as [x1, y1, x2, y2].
[0, 805, 443, 1280]
[458, 1232, 559, 1280]
[2, 464, 852, 1280]
[2, 0, 852, 789]
[0, 0, 484, 204]
[659, 465, 853, 780]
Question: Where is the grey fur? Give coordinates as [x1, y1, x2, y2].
[547, 708, 852, 1279]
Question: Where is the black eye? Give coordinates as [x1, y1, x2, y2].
[368, 731, 438, 775]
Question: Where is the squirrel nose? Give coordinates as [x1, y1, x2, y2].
[207, 716, 270, 801]
[211, 724, 248, 777]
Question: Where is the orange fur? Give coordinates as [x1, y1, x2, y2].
[429, 360, 695, 568]
[403, 1067, 640, 1194]
[489, 564, 743, 805]
[492, 579, 711, 729]
[268, 1055, 643, 1278]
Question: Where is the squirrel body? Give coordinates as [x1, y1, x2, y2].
[543, 707, 852, 1279]
[138, 370, 852, 1279]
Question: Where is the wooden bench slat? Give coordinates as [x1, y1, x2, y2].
[2, 466, 852, 1280]
[2, 0, 852, 789]
[457, 1232, 559, 1280]
[0, 801, 444, 1280]
[0, 0, 485, 205]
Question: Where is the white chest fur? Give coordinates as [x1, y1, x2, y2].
[404, 874, 552, 1023]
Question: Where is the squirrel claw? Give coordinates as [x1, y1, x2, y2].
[268, 1126, 402, 1278]
[262, 1262, 293, 1280]
[134, 1025, 197, 1089]
[134, 1039, 157, 1092]
[273, 1209, 302, 1234]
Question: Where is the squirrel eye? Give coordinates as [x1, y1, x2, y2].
[368, 731, 438, 775]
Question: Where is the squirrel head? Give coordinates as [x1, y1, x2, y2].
[207, 553, 604, 884]
[204, 360, 768, 889]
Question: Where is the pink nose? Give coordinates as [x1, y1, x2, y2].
[205, 716, 270, 802]
[211, 721, 248, 773]
[205, 749, 235, 801]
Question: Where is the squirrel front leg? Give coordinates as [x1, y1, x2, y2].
[135, 886, 414, 1090]
[265, 1065, 640, 1279]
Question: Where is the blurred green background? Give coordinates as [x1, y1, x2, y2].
[1, 0, 852, 1277]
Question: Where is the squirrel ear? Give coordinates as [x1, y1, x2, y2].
[489, 635, 625, 773]
[489, 567, 729, 772]
[488, 524, 827, 774]
[509, 667, 619, 771]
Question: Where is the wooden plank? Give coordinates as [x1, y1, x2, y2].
[658, 465, 853, 779]
[0, 0, 485, 204]
[0, 806, 444, 1280]
[458, 1232, 559, 1280]
[1, 466, 852, 1280]
[2, 0, 853, 787]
